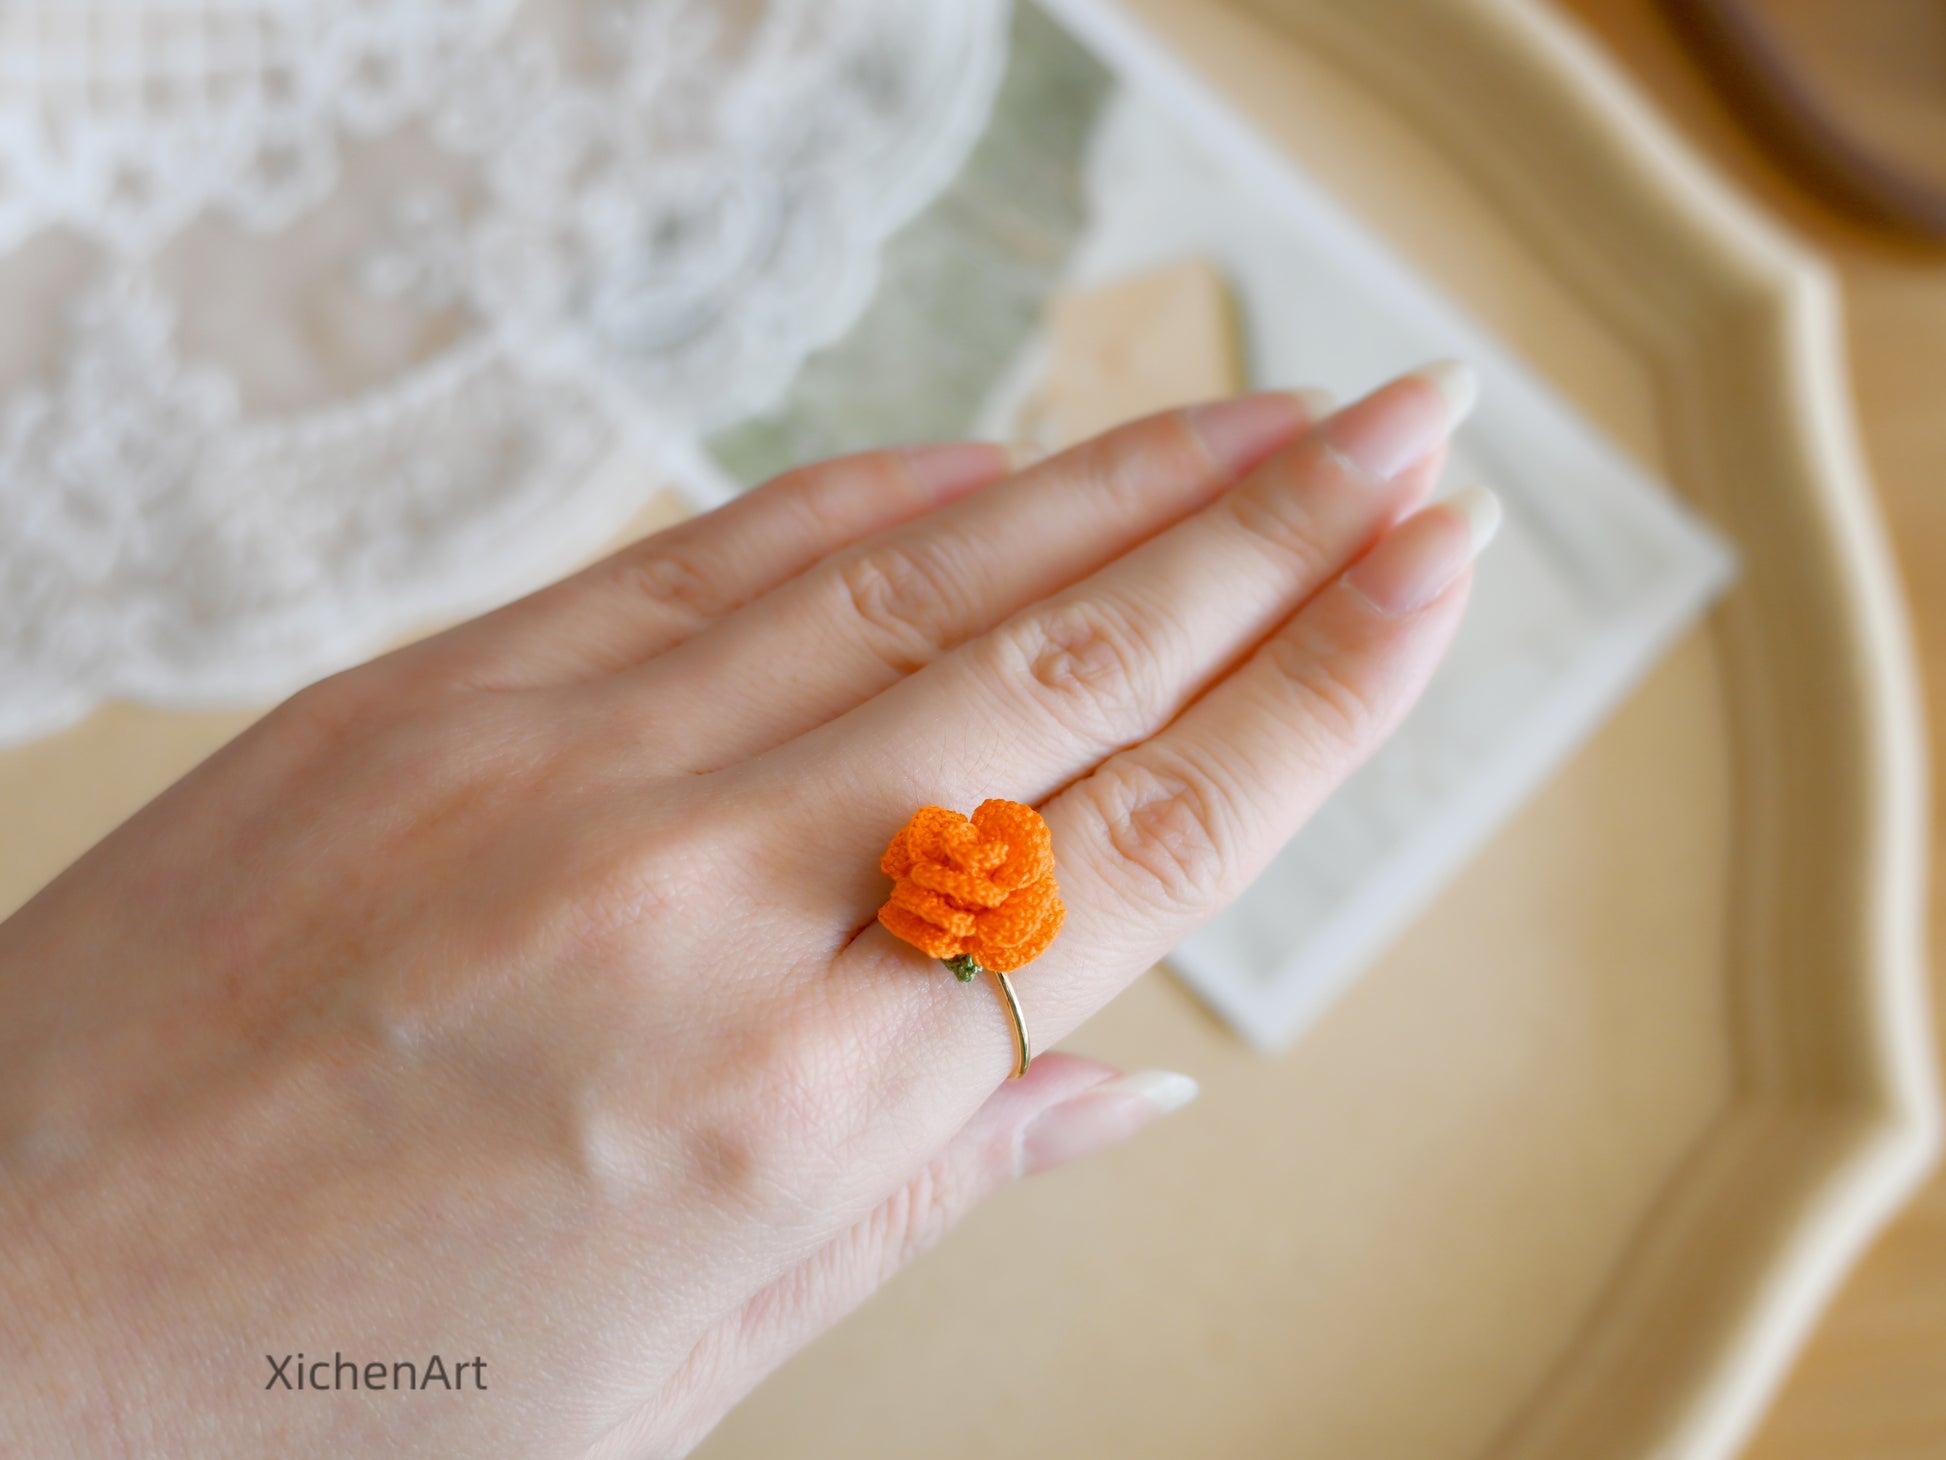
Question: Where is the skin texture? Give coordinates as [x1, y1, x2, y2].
[0, 372, 1478, 1458]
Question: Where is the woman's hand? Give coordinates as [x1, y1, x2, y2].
[0, 365, 1485, 1458]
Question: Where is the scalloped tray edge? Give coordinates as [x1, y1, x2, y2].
[1203, 0, 1940, 1454]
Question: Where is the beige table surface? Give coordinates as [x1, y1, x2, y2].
[0, 2, 1935, 1455]
[1547, 2, 1946, 1455]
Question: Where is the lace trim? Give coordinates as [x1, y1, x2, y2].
[0, 0, 1010, 745]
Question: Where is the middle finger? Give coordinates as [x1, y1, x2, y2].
[764, 361, 1473, 908]
[622, 392, 1323, 770]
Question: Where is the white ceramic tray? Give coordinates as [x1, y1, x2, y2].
[696, 1, 1937, 1456]
[0, 1, 1930, 1456]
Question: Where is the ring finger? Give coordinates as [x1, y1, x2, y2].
[840, 485, 1493, 1129]
[766, 361, 1474, 918]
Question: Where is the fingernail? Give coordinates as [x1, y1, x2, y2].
[1289, 385, 1336, 420]
[1417, 358, 1479, 426]
[1343, 484, 1502, 616]
[1018, 1069, 1201, 1178]
[902, 442, 1011, 502]
[1318, 358, 1479, 483]
[1183, 392, 1311, 476]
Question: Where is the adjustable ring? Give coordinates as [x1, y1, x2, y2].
[877, 800, 1065, 1080]
[972, 961, 1032, 1079]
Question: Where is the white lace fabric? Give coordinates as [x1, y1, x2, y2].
[0, 0, 1009, 745]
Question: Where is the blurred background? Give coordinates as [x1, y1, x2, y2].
[3, 1, 1945, 1456]
[1562, 4, 1946, 1451]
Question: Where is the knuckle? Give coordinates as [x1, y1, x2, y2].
[693, 965, 898, 1193]
[1081, 746, 1240, 913]
[266, 665, 399, 758]
[615, 543, 721, 621]
[779, 452, 908, 531]
[1224, 468, 1332, 572]
[670, 1008, 855, 1218]
[829, 539, 969, 675]
[669, 1116, 792, 1223]
[1061, 410, 1220, 508]
[274, 670, 365, 743]
[1264, 631, 1383, 751]
[579, 822, 719, 949]
[753, 1005, 859, 1152]
[674, 1108, 801, 1217]
[993, 599, 1168, 748]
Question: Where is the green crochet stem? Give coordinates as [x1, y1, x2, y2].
[943, 953, 984, 983]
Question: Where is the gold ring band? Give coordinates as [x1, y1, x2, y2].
[989, 966, 1032, 1080]
[875, 801, 1063, 1080]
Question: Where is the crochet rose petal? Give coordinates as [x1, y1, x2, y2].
[968, 878, 1063, 969]
[880, 800, 1064, 973]
[880, 805, 962, 878]
[888, 879, 980, 938]
[971, 798, 1054, 890]
[878, 902, 967, 961]
[971, 874, 1061, 949]
[970, 890, 1063, 972]
[907, 858, 1009, 910]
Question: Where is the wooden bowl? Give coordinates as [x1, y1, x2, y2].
[698, 2, 1937, 1456]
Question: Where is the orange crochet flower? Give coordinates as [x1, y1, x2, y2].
[878, 800, 1064, 977]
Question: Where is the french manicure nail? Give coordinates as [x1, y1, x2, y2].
[1018, 1069, 1201, 1177]
[1289, 385, 1336, 420]
[1416, 358, 1479, 428]
[1319, 358, 1479, 483]
[1445, 481, 1504, 553]
[1184, 392, 1312, 475]
[1100, 1069, 1202, 1114]
[1343, 484, 1502, 616]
